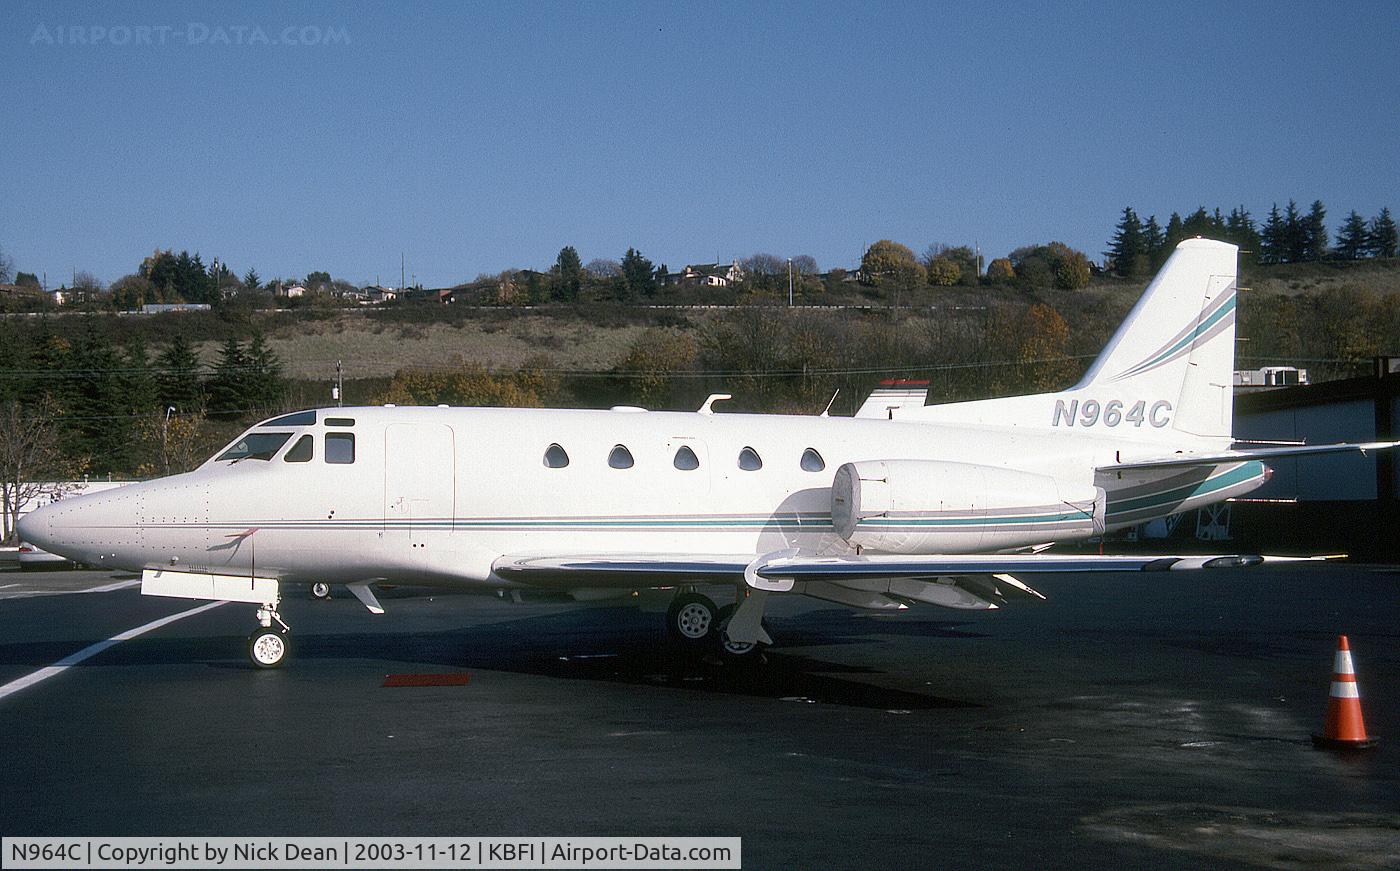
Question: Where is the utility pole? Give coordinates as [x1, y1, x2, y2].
[787, 258, 794, 306]
[401, 253, 405, 292]
[161, 406, 174, 476]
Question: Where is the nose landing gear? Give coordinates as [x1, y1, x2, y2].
[247, 599, 291, 668]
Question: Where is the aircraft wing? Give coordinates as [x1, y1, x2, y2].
[1099, 440, 1400, 472]
[493, 550, 1305, 590]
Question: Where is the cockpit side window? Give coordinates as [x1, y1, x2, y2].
[326, 433, 356, 464]
[217, 432, 294, 462]
[284, 434, 314, 463]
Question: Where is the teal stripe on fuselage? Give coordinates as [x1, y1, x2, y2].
[1105, 462, 1263, 517]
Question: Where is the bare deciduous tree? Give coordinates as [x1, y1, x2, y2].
[0, 398, 88, 543]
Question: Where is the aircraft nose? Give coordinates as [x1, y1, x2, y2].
[15, 503, 53, 550]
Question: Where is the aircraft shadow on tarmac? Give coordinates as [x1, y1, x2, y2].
[3, 605, 985, 710]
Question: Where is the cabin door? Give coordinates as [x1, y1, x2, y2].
[384, 423, 456, 544]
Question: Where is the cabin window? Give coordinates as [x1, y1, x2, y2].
[261, 410, 316, 427]
[800, 448, 826, 472]
[324, 417, 355, 427]
[284, 435, 314, 463]
[326, 433, 356, 464]
[673, 445, 700, 471]
[217, 432, 293, 462]
[543, 443, 570, 468]
[608, 445, 634, 469]
[738, 446, 763, 471]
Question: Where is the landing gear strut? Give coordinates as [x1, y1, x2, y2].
[664, 589, 772, 662]
[247, 599, 291, 668]
[715, 603, 765, 662]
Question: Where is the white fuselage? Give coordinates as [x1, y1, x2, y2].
[23, 404, 1267, 589]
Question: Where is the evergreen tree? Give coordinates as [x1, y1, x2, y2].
[1182, 207, 1214, 238]
[553, 246, 583, 302]
[1225, 206, 1260, 265]
[64, 321, 129, 473]
[245, 332, 287, 413]
[156, 335, 204, 413]
[1283, 200, 1305, 262]
[1105, 207, 1144, 276]
[1143, 215, 1166, 269]
[205, 337, 249, 419]
[0, 322, 28, 403]
[26, 320, 70, 404]
[1335, 211, 1370, 260]
[1369, 207, 1398, 258]
[620, 248, 656, 299]
[1261, 203, 1286, 264]
[1164, 212, 1186, 251]
[118, 338, 156, 418]
[243, 268, 260, 290]
[1302, 200, 1328, 261]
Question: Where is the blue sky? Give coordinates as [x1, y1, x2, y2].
[3, 0, 1397, 288]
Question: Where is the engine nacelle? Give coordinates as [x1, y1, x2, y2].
[831, 460, 1105, 554]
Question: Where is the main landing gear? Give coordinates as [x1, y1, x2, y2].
[247, 599, 291, 668]
[664, 589, 768, 662]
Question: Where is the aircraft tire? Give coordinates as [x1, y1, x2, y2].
[715, 603, 767, 664]
[666, 592, 718, 646]
[247, 627, 290, 669]
[310, 582, 332, 600]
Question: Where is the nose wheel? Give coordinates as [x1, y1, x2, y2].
[248, 627, 290, 668]
[247, 600, 291, 668]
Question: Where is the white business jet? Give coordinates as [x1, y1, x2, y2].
[18, 239, 1396, 667]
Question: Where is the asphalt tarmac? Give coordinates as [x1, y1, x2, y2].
[1, 565, 1397, 869]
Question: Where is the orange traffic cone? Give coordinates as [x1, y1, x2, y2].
[1311, 635, 1379, 750]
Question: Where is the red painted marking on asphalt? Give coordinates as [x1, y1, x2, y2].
[382, 673, 471, 687]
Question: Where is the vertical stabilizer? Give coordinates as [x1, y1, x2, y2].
[901, 238, 1238, 443]
[1077, 238, 1238, 438]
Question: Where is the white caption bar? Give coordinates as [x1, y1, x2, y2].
[1, 838, 742, 870]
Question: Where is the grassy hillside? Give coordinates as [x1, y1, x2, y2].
[28, 257, 1400, 415]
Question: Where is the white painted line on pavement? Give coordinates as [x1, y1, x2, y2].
[0, 579, 141, 600]
[0, 600, 227, 702]
[82, 579, 141, 593]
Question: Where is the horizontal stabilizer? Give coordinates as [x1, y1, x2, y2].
[855, 379, 929, 419]
[1100, 440, 1400, 472]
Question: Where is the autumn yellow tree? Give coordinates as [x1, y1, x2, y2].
[614, 329, 697, 406]
[375, 365, 545, 407]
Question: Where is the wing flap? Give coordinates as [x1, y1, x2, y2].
[494, 550, 1306, 590]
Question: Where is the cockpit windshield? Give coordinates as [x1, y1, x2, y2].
[217, 431, 294, 462]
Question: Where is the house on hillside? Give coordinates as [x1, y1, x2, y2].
[665, 260, 745, 288]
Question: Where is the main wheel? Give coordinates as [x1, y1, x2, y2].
[310, 582, 332, 600]
[247, 627, 290, 669]
[715, 603, 767, 662]
[666, 592, 718, 646]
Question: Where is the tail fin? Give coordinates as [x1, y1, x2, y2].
[1076, 238, 1237, 438]
[901, 238, 1238, 442]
